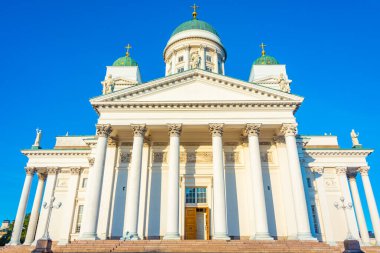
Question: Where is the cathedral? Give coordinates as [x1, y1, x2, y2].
[8, 6, 380, 248]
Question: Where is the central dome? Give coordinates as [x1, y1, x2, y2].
[171, 19, 219, 37]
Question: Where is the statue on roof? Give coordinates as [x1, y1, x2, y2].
[191, 51, 201, 69]
[33, 128, 42, 147]
[350, 129, 361, 147]
[102, 74, 115, 94]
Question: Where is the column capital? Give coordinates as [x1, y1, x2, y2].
[96, 124, 112, 138]
[47, 167, 60, 175]
[25, 167, 36, 176]
[347, 171, 358, 180]
[209, 123, 224, 137]
[245, 123, 261, 137]
[280, 123, 298, 136]
[37, 173, 47, 181]
[336, 166, 347, 175]
[167, 124, 182, 137]
[359, 166, 370, 176]
[88, 157, 95, 167]
[70, 167, 82, 175]
[108, 137, 118, 147]
[311, 166, 324, 175]
[131, 124, 147, 137]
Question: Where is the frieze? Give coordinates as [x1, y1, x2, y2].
[152, 151, 240, 164]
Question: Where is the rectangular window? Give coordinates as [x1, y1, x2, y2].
[186, 187, 207, 203]
[178, 56, 184, 62]
[311, 204, 319, 234]
[206, 55, 212, 62]
[177, 67, 184, 73]
[75, 205, 84, 233]
[82, 178, 88, 188]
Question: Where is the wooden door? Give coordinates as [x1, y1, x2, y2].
[205, 207, 210, 240]
[185, 207, 197, 239]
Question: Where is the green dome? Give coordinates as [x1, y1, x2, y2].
[253, 55, 279, 65]
[112, 56, 138, 66]
[171, 19, 219, 37]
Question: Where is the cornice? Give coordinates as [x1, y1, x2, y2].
[304, 149, 373, 157]
[21, 149, 91, 157]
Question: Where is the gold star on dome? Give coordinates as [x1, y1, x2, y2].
[260, 42, 267, 56]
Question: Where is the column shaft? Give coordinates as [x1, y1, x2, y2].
[58, 168, 81, 244]
[360, 167, 380, 245]
[281, 124, 314, 240]
[9, 168, 35, 245]
[24, 173, 46, 245]
[123, 125, 146, 240]
[201, 46, 206, 70]
[164, 124, 182, 240]
[245, 124, 272, 240]
[171, 52, 177, 75]
[184, 46, 190, 71]
[348, 172, 370, 244]
[209, 124, 230, 240]
[80, 124, 112, 240]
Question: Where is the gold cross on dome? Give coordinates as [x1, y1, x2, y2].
[125, 43, 132, 57]
[260, 42, 267, 56]
[191, 3, 199, 19]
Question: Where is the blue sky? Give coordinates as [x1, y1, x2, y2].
[0, 0, 379, 232]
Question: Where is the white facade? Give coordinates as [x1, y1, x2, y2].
[8, 15, 380, 247]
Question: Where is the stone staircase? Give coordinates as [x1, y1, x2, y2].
[1, 240, 380, 253]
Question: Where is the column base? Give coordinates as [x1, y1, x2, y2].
[57, 239, 69, 246]
[286, 235, 299, 240]
[326, 241, 337, 246]
[163, 233, 181, 240]
[212, 233, 231, 241]
[297, 232, 317, 241]
[250, 232, 274, 240]
[23, 241, 33, 246]
[78, 232, 98, 240]
[7, 240, 21, 246]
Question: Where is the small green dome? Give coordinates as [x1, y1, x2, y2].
[253, 55, 279, 65]
[171, 19, 219, 37]
[112, 56, 138, 66]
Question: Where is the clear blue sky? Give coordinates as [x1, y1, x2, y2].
[0, 0, 379, 232]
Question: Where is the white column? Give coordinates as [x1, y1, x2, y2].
[221, 60, 225, 75]
[79, 124, 112, 240]
[58, 167, 81, 245]
[9, 167, 36, 245]
[347, 171, 370, 245]
[200, 45, 206, 70]
[336, 167, 360, 239]
[23, 172, 46, 245]
[245, 124, 272, 240]
[312, 167, 336, 245]
[360, 166, 380, 245]
[123, 124, 146, 240]
[281, 124, 315, 240]
[209, 124, 230, 240]
[184, 45, 190, 71]
[213, 49, 219, 74]
[164, 124, 182, 240]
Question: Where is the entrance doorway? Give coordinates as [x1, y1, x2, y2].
[185, 207, 209, 240]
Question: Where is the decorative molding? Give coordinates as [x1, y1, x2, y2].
[336, 167, 347, 175]
[25, 167, 36, 176]
[131, 124, 147, 137]
[311, 167, 324, 175]
[168, 124, 182, 137]
[359, 166, 370, 176]
[303, 149, 373, 157]
[96, 124, 112, 138]
[22, 150, 91, 157]
[244, 123, 261, 137]
[120, 152, 131, 163]
[70, 167, 82, 175]
[280, 123, 298, 136]
[47, 167, 60, 175]
[209, 123, 223, 137]
[88, 157, 95, 167]
[108, 137, 118, 147]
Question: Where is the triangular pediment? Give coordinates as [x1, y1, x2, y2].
[91, 70, 303, 107]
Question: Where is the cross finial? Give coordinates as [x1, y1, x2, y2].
[260, 42, 267, 56]
[191, 3, 199, 19]
[125, 43, 132, 57]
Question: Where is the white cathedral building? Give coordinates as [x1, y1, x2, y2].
[8, 9, 380, 248]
